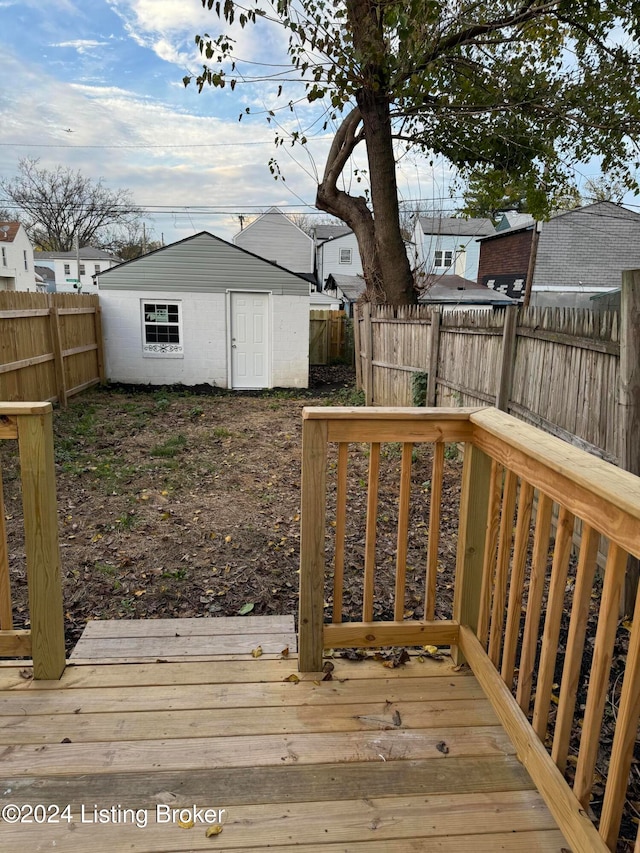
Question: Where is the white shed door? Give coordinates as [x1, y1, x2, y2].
[230, 292, 269, 389]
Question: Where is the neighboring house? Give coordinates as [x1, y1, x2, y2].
[310, 289, 343, 311]
[324, 274, 366, 317]
[34, 247, 121, 293]
[0, 222, 38, 292]
[315, 225, 416, 288]
[233, 207, 315, 281]
[96, 232, 310, 390]
[413, 216, 495, 282]
[34, 265, 56, 293]
[477, 201, 640, 307]
[417, 274, 517, 310]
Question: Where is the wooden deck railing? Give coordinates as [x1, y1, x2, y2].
[298, 406, 640, 852]
[0, 403, 65, 679]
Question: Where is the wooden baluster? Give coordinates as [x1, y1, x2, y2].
[600, 580, 640, 849]
[394, 443, 413, 621]
[299, 416, 328, 672]
[424, 441, 444, 621]
[488, 470, 518, 668]
[532, 506, 575, 741]
[517, 493, 553, 713]
[501, 480, 534, 688]
[477, 459, 502, 647]
[363, 442, 380, 622]
[0, 465, 12, 630]
[332, 442, 348, 624]
[552, 523, 600, 772]
[574, 542, 628, 808]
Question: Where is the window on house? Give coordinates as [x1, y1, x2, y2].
[142, 302, 183, 356]
[79, 264, 86, 275]
[94, 264, 100, 274]
[434, 250, 453, 268]
[64, 263, 70, 275]
[1, 248, 6, 267]
[339, 248, 352, 264]
[23, 250, 28, 270]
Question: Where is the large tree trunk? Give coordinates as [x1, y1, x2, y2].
[319, 0, 417, 306]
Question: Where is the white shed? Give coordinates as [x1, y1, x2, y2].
[96, 232, 310, 389]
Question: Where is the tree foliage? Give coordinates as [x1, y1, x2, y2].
[0, 159, 142, 252]
[188, 0, 640, 304]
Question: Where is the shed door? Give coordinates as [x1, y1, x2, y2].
[230, 292, 269, 389]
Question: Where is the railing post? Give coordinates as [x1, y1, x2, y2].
[298, 414, 328, 672]
[17, 406, 66, 679]
[452, 442, 492, 665]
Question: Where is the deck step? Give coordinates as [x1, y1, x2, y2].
[70, 615, 297, 660]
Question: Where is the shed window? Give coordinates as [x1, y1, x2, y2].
[339, 248, 352, 264]
[142, 301, 183, 357]
[434, 250, 453, 269]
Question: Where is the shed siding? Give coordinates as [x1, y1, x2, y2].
[99, 233, 309, 296]
[100, 289, 309, 389]
[234, 211, 314, 274]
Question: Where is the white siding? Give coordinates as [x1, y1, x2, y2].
[233, 209, 314, 274]
[318, 233, 362, 283]
[0, 225, 36, 292]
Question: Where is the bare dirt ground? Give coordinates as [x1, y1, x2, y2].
[1, 366, 636, 849]
[0, 365, 461, 653]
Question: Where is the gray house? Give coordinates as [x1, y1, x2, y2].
[96, 232, 310, 390]
[233, 207, 315, 281]
[477, 201, 640, 307]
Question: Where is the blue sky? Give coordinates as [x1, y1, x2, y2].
[0, 0, 625, 246]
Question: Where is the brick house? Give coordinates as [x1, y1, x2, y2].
[477, 201, 640, 307]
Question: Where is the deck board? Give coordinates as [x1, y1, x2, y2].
[0, 620, 571, 852]
[70, 615, 297, 659]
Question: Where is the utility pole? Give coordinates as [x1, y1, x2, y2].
[75, 232, 82, 293]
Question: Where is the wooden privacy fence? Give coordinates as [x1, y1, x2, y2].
[0, 403, 65, 679]
[309, 310, 350, 365]
[0, 292, 105, 407]
[298, 406, 640, 851]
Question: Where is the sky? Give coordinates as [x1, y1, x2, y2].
[0, 1, 631, 249]
[0, 0, 455, 246]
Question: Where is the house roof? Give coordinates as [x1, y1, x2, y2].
[417, 216, 495, 238]
[36, 247, 121, 261]
[234, 206, 313, 244]
[34, 265, 55, 282]
[0, 222, 21, 242]
[325, 273, 366, 301]
[418, 274, 516, 305]
[314, 224, 352, 242]
[496, 212, 535, 232]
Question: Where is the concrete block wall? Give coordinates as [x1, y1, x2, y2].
[271, 294, 309, 388]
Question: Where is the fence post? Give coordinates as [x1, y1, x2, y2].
[353, 305, 363, 389]
[94, 303, 106, 385]
[48, 296, 67, 408]
[496, 304, 518, 411]
[363, 303, 374, 405]
[298, 415, 328, 672]
[452, 443, 492, 665]
[17, 406, 66, 679]
[426, 309, 441, 407]
[619, 270, 640, 615]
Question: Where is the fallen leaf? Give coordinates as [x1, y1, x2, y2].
[178, 817, 194, 829]
[238, 602, 254, 615]
[284, 673, 300, 683]
[392, 710, 402, 727]
[251, 645, 263, 658]
[280, 646, 290, 658]
[205, 825, 223, 837]
[435, 740, 449, 755]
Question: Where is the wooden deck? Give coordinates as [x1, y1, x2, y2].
[0, 620, 569, 852]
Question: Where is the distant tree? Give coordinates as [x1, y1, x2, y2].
[0, 207, 14, 222]
[189, 0, 640, 306]
[0, 159, 142, 252]
[583, 177, 626, 204]
[102, 221, 162, 261]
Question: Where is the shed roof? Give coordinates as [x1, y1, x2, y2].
[325, 273, 366, 301]
[417, 216, 495, 238]
[314, 224, 352, 242]
[418, 274, 516, 305]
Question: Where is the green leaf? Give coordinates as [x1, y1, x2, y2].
[238, 602, 255, 615]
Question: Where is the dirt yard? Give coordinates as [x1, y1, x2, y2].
[0, 365, 462, 653]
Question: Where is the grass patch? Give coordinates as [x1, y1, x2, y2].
[150, 434, 188, 458]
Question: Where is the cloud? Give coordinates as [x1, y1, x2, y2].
[52, 39, 110, 54]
